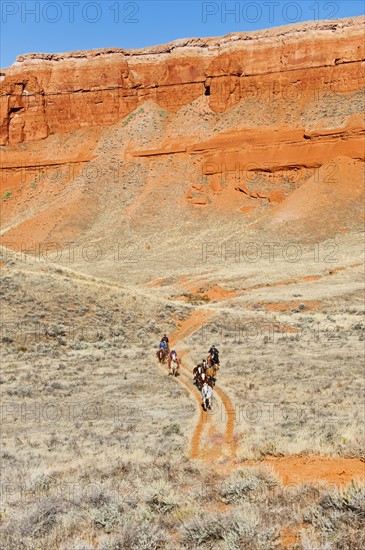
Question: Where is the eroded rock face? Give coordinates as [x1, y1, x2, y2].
[0, 16, 364, 244]
[1, 17, 364, 145]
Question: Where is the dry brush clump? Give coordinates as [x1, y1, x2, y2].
[300, 482, 365, 550]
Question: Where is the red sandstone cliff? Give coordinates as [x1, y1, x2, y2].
[0, 16, 364, 246]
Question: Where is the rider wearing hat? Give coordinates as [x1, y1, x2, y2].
[208, 345, 220, 366]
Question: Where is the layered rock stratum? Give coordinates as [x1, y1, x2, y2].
[0, 16, 364, 249]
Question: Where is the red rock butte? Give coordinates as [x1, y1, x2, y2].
[0, 16, 364, 246]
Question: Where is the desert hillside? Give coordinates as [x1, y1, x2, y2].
[0, 16, 364, 550]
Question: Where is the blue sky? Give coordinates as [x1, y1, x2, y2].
[1, 1, 364, 68]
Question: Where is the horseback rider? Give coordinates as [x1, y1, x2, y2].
[201, 382, 213, 410]
[208, 345, 220, 366]
[161, 334, 169, 351]
[169, 349, 177, 362]
[156, 339, 168, 363]
[168, 349, 180, 375]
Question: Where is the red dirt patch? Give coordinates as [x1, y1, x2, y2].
[301, 275, 321, 283]
[251, 300, 322, 312]
[205, 285, 237, 301]
[280, 524, 308, 548]
[239, 205, 254, 214]
[175, 276, 237, 303]
[250, 455, 365, 486]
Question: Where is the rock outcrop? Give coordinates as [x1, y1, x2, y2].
[1, 17, 364, 145]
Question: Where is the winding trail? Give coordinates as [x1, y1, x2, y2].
[169, 310, 238, 464]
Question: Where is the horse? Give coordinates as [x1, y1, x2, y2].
[193, 364, 205, 382]
[156, 347, 168, 363]
[168, 352, 180, 377]
[193, 359, 207, 383]
[207, 354, 220, 368]
[199, 359, 208, 371]
[196, 371, 207, 390]
[205, 365, 218, 386]
[201, 382, 213, 411]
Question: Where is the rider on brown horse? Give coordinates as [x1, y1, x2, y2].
[156, 338, 169, 362]
[161, 334, 169, 349]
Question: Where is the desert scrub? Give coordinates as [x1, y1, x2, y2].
[93, 503, 121, 533]
[186, 293, 210, 305]
[180, 509, 276, 549]
[7, 385, 32, 397]
[301, 481, 365, 550]
[162, 422, 182, 436]
[219, 470, 262, 504]
[2, 190, 11, 201]
[158, 109, 169, 120]
[180, 512, 226, 546]
[222, 510, 276, 550]
[143, 480, 180, 515]
[97, 535, 125, 550]
[17, 496, 66, 538]
[127, 520, 168, 549]
[122, 107, 145, 126]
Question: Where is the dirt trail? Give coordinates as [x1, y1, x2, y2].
[245, 262, 363, 293]
[168, 309, 238, 464]
[169, 310, 213, 347]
